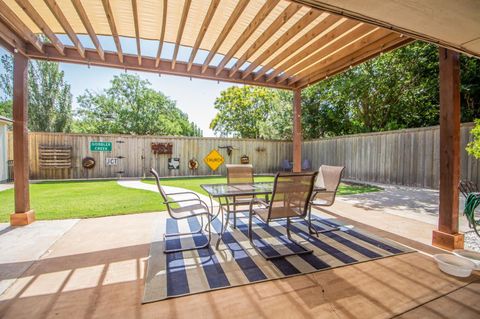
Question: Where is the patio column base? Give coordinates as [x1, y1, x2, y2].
[10, 210, 35, 226]
[432, 230, 464, 251]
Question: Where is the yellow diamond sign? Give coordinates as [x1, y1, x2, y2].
[204, 149, 224, 171]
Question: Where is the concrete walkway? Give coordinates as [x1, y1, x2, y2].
[117, 180, 219, 207]
[0, 184, 13, 192]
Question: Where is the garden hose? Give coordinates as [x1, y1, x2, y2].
[464, 193, 480, 237]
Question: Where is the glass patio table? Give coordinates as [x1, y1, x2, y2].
[201, 182, 274, 248]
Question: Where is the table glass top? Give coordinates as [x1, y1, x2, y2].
[200, 182, 273, 197]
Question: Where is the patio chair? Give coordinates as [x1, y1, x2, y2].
[308, 165, 345, 236]
[150, 168, 212, 253]
[301, 159, 312, 171]
[248, 172, 318, 260]
[225, 164, 254, 228]
[281, 159, 293, 172]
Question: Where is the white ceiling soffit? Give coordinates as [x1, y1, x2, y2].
[295, 0, 480, 58]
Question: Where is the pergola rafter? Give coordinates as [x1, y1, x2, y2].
[0, 0, 414, 89]
[71, 0, 105, 61]
[228, 2, 302, 78]
[0, 0, 43, 53]
[44, 0, 85, 58]
[102, 0, 123, 63]
[172, 0, 192, 69]
[14, 0, 64, 55]
[243, 8, 324, 80]
[214, 0, 280, 75]
[155, 0, 168, 68]
[200, 0, 249, 74]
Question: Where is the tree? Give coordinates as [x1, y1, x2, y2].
[0, 54, 73, 132]
[210, 86, 278, 138]
[75, 73, 202, 136]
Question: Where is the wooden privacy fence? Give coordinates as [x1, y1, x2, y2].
[303, 123, 479, 189]
[7, 132, 292, 180]
[6, 123, 479, 188]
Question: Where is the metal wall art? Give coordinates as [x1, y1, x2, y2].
[151, 142, 173, 155]
[168, 158, 180, 169]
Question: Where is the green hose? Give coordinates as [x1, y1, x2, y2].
[464, 193, 480, 237]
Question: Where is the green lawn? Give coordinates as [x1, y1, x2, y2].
[0, 180, 165, 222]
[143, 176, 381, 196]
[0, 177, 380, 222]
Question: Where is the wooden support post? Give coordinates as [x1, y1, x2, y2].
[10, 53, 34, 226]
[293, 89, 302, 173]
[432, 47, 463, 250]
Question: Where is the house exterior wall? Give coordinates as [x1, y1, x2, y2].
[0, 123, 8, 182]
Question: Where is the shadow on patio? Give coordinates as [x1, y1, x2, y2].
[0, 212, 479, 319]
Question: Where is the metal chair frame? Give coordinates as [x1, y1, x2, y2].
[308, 165, 345, 236]
[248, 172, 317, 260]
[150, 168, 212, 253]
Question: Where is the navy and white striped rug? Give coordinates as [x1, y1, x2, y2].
[143, 213, 413, 303]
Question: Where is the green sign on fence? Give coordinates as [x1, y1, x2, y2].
[90, 141, 112, 152]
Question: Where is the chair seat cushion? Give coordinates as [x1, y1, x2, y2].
[170, 203, 208, 219]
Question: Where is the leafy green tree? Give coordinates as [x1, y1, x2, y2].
[210, 86, 277, 138]
[75, 73, 202, 136]
[0, 55, 73, 132]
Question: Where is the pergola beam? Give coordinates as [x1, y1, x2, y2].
[252, 13, 345, 81]
[201, 0, 249, 74]
[44, 0, 85, 58]
[187, 0, 219, 71]
[215, 0, 280, 75]
[229, 2, 302, 77]
[244, 9, 325, 80]
[26, 44, 291, 90]
[71, 0, 105, 61]
[15, 0, 64, 55]
[0, 0, 43, 53]
[0, 17, 26, 54]
[172, 0, 192, 69]
[155, 0, 168, 68]
[102, 0, 123, 63]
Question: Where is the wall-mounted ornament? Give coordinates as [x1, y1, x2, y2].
[188, 158, 199, 170]
[105, 157, 119, 166]
[39, 144, 72, 169]
[82, 157, 96, 169]
[240, 154, 250, 164]
[151, 142, 173, 155]
[168, 157, 180, 170]
[218, 145, 238, 157]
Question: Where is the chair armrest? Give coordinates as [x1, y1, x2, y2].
[249, 197, 269, 212]
[165, 191, 201, 200]
[164, 198, 212, 214]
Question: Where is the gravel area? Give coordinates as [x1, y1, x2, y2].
[464, 231, 480, 252]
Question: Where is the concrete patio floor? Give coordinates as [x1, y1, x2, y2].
[0, 206, 479, 319]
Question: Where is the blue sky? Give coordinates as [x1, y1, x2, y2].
[0, 37, 241, 136]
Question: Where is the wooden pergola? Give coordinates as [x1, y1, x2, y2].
[1, 0, 479, 251]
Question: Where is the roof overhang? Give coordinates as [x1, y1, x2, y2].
[296, 0, 480, 59]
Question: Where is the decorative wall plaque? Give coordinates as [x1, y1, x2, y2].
[39, 145, 72, 169]
[168, 158, 180, 169]
[151, 142, 173, 155]
[188, 158, 199, 170]
[204, 149, 224, 171]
